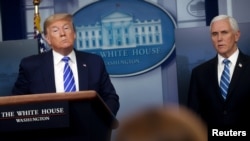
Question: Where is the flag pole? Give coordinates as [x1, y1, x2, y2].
[33, 0, 41, 38]
[33, 0, 40, 14]
[33, 0, 48, 53]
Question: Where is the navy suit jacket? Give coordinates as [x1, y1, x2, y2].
[188, 51, 250, 130]
[12, 49, 119, 115]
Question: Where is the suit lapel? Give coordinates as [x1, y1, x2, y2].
[41, 51, 56, 92]
[210, 57, 223, 99]
[75, 51, 89, 90]
[206, 56, 226, 102]
[227, 52, 248, 100]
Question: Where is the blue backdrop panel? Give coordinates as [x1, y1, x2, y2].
[0, 39, 39, 96]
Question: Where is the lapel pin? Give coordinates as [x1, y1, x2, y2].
[238, 63, 242, 67]
[83, 64, 87, 67]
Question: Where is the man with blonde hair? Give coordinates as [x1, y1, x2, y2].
[12, 13, 119, 141]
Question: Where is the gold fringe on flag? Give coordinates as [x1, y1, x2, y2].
[34, 13, 41, 34]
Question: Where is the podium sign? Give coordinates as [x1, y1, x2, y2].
[0, 91, 117, 141]
[0, 101, 69, 132]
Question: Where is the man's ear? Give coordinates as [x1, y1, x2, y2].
[235, 31, 240, 42]
[45, 35, 51, 45]
[74, 32, 76, 40]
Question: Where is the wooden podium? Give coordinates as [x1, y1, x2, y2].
[0, 91, 118, 141]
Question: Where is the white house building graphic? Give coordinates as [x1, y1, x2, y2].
[75, 11, 163, 50]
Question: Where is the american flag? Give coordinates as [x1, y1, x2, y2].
[34, 13, 49, 53]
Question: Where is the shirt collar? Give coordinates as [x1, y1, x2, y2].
[53, 50, 76, 65]
[218, 48, 239, 65]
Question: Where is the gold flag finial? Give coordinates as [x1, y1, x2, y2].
[33, 0, 41, 6]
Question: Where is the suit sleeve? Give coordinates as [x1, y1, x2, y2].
[12, 58, 31, 94]
[187, 68, 201, 114]
[99, 59, 120, 116]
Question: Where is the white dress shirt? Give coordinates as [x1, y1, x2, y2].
[53, 50, 79, 92]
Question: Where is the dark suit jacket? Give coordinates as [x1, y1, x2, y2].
[11, 49, 119, 141]
[12, 49, 119, 115]
[188, 51, 250, 130]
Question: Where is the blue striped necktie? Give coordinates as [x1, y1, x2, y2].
[62, 56, 76, 92]
[220, 59, 230, 100]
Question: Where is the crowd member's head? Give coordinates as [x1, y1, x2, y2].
[44, 13, 76, 56]
[115, 105, 207, 141]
